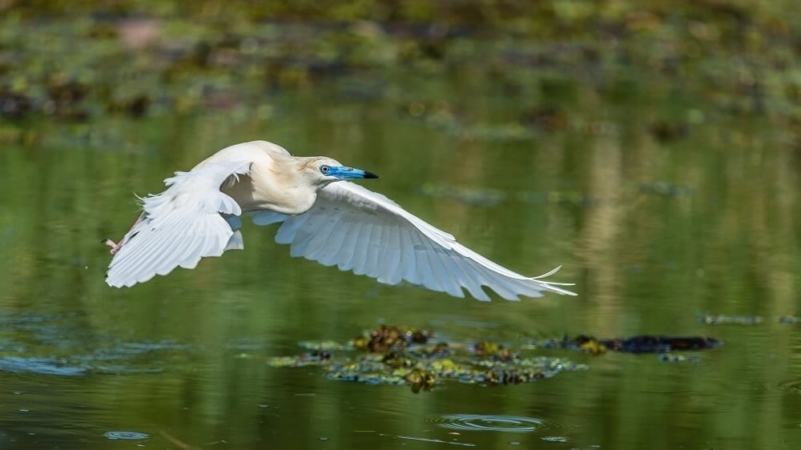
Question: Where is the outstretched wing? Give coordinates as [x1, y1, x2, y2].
[261, 182, 575, 301]
[106, 159, 251, 288]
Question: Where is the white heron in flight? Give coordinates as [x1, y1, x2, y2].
[104, 141, 575, 301]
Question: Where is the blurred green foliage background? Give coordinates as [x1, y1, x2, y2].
[1, 0, 800, 128]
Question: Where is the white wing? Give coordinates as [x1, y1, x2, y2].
[105, 159, 251, 288]
[261, 182, 575, 301]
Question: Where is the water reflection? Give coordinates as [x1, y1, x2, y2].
[1, 77, 800, 450]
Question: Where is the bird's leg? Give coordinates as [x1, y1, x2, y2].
[104, 212, 145, 255]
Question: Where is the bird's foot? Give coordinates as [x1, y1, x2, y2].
[104, 213, 145, 255]
[104, 238, 123, 255]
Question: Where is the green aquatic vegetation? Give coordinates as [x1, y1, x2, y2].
[420, 183, 507, 207]
[353, 325, 432, 353]
[320, 352, 583, 391]
[471, 341, 517, 362]
[267, 351, 332, 368]
[699, 315, 764, 325]
[658, 353, 701, 363]
[298, 340, 355, 351]
[699, 314, 801, 325]
[537, 334, 721, 355]
[597, 335, 720, 353]
[404, 368, 437, 393]
[268, 328, 721, 392]
[268, 326, 591, 392]
[408, 342, 452, 359]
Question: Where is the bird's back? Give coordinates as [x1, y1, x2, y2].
[194, 140, 291, 171]
[192, 140, 318, 214]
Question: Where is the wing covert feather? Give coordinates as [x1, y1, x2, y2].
[269, 181, 575, 300]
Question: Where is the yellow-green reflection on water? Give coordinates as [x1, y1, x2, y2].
[1, 87, 800, 450]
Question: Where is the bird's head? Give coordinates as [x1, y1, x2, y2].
[300, 157, 379, 187]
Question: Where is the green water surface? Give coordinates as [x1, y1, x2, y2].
[1, 12, 801, 450]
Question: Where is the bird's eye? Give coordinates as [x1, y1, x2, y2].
[320, 165, 330, 174]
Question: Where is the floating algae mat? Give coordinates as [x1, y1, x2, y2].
[268, 326, 721, 392]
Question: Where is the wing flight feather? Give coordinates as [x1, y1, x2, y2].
[106, 160, 251, 288]
[264, 181, 575, 300]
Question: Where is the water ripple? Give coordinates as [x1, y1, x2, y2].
[104, 431, 150, 440]
[427, 414, 560, 433]
[778, 378, 801, 393]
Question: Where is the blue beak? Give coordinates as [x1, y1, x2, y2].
[329, 166, 379, 179]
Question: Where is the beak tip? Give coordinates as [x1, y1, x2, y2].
[363, 171, 379, 179]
